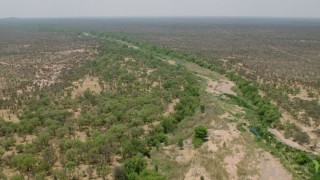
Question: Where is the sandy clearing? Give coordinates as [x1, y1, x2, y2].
[162, 138, 196, 164]
[124, 56, 136, 62]
[212, 123, 241, 143]
[258, 151, 292, 180]
[164, 98, 180, 117]
[206, 79, 220, 94]
[216, 81, 236, 95]
[204, 137, 219, 153]
[74, 131, 87, 142]
[71, 76, 102, 99]
[147, 68, 156, 75]
[151, 81, 160, 88]
[142, 121, 161, 134]
[173, 139, 197, 164]
[0, 109, 19, 123]
[288, 85, 317, 101]
[168, 60, 177, 65]
[198, 74, 236, 95]
[224, 145, 246, 180]
[184, 165, 211, 180]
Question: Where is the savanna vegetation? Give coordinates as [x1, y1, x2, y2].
[1, 18, 320, 179]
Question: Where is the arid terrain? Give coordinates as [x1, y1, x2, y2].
[0, 18, 319, 179]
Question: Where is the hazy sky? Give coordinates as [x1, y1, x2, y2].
[1, 0, 320, 18]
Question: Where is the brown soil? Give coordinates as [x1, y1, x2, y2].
[199, 75, 236, 95]
[168, 60, 177, 65]
[223, 145, 245, 180]
[216, 81, 236, 95]
[0, 109, 19, 123]
[184, 165, 211, 180]
[147, 68, 156, 75]
[288, 85, 318, 101]
[258, 151, 292, 180]
[74, 131, 87, 142]
[124, 56, 136, 62]
[71, 76, 102, 99]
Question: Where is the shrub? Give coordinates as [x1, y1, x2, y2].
[124, 155, 147, 175]
[178, 138, 184, 150]
[113, 166, 127, 180]
[293, 130, 310, 144]
[200, 105, 206, 113]
[194, 125, 208, 140]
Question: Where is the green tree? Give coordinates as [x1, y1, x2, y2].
[194, 125, 208, 140]
[12, 154, 38, 173]
[124, 154, 146, 175]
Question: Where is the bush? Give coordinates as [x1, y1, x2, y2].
[293, 130, 310, 144]
[236, 124, 246, 132]
[194, 125, 208, 140]
[162, 117, 177, 133]
[178, 138, 184, 150]
[139, 169, 166, 180]
[200, 105, 206, 113]
[113, 166, 127, 180]
[124, 155, 147, 175]
[11, 154, 38, 173]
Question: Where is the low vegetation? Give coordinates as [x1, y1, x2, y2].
[0, 19, 320, 179]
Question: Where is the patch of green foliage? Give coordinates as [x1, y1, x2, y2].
[192, 125, 208, 148]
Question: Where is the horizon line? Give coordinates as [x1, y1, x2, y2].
[1, 15, 320, 20]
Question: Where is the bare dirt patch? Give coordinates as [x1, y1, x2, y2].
[74, 131, 87, 142]
[162, 138, 195, 164]
[198, 75, 236, 96]
[71, 76, 102, 99]
[147, 68, 156, 75]
[168, 60, 177, 65]
[0, 109, 19, 123]
[258, 151, 292, 180]
[224, 145, 246, 180]
[184, 165, 211, 180]
[164, 98, 180, 117]
[143, 121, 161, 134]
[212, 123, 241, 144]
[124, 56, 136, 62]
[216, 81, 236, 95]
[288, 85, 318, 101]
[151, 81, 160, 88]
